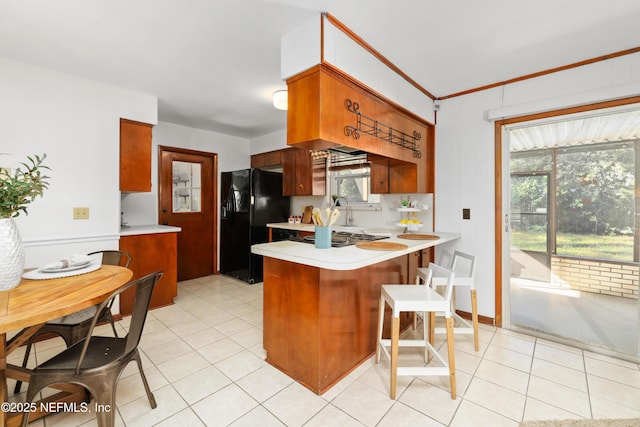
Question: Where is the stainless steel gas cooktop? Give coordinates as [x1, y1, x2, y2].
[289, 231, 389, 248]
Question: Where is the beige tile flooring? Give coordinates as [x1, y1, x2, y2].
[9, 274, 640, 426]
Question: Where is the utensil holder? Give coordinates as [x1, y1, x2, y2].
[315, 226, 331, 249]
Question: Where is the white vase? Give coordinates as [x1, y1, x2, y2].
[0, 218, 25, 290]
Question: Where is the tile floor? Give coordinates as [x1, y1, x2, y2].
[8, 274, 640, 426]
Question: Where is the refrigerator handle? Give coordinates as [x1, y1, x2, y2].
[228, 188, 237, 213]
[222, 186, 235, 218]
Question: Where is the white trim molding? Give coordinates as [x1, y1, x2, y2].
[486, 81, 640, 122]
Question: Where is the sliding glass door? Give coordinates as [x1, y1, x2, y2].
[503, 105, 640, 359]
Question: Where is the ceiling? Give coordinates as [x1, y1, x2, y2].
[1, 0, 640, 139]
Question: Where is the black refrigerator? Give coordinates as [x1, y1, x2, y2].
[220, 168, 290, 283]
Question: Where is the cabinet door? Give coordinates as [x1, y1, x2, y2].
[295, 148, 312, 195]
[282, 148, 325, 196]
[420, 248, 434, 267]
[408, 251, 421, 284]
[250, 153, 267, 168]
[120, 119, 152, 192]
[296, 149, 326, 196]
[252, 150, 283, 169]
[370, 157, 389, 194]
[389, 160, 418, 193]
[282, 148, 297, 196]
[265, 150, 282, 166]
[119, 233, 178, 315]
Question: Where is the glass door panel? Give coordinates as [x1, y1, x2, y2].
[172, 161, 201, 213]
[509, 173, 550, 282]
[504, 109, 640, 359]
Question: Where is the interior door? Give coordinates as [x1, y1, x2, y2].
[159, 146, 217, 281]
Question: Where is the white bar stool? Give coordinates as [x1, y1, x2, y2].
[417, 250, 479, 351]
[376, 263, 456, 400]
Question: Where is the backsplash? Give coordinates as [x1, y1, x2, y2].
[291, 193, 433, 232]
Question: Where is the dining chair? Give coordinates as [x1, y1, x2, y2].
[20, 271, 162, 427]
[376, 263, 456, 400]
[418, 250, 479, 351]
[14, 250, 131, 393]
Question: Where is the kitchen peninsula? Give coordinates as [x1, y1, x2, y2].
[251, 231, 459, 394]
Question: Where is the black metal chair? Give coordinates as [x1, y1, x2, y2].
[20, 271, 162, 427]
[14, 250, 131, 393]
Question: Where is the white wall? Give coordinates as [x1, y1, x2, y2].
[0, 57, 157, 267]
[435, 51, 640, 320]
[249, 129, 287, 155]
[323, 18, 434, 123]
[281, 14, 435, 124]
[291, 194, 433, 232]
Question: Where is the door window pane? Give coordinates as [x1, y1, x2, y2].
[556, 143, 635, 261]
[172, 161, 201, 213]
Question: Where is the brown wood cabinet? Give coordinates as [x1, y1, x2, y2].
[369, 154, 429, 194]
[286, 65, 433, 193]
[120, 118, 152, 192]
[282, 148, 325, 196]
[369, 155, 390, 194]
[407, 247, 434, 283]
[250, 149, 283, 168]
[263, 252, 415, 394]
[119, 232, 178, 315]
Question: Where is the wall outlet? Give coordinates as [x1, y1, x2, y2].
[73, 207, 90, 220]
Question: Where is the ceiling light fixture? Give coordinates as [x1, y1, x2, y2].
[272, 90, 288, 111]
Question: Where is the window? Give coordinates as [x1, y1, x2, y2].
[331, 166, 380, 205]
[172, 161, 201, 213]
[555, 142, 635, 260]
[329, 150, 381, 210]
[509, 107, 639, 262]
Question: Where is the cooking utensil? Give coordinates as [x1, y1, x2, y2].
[328, 208, 340, 226]
[302, 206, 313, 224]
[312, 207, 321, 225]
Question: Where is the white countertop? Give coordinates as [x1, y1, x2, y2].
[120, 224, 182, 236]
[251, 231, 460, 270]
[268, 222, 315, 232]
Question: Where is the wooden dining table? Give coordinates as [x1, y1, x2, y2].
[0, 265, 132, 427]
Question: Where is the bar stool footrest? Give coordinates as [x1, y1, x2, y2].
[378, 339, 448, 369]
[397, 366, 451, 376]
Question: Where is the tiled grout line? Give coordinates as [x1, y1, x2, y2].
[582, 348, 595, 420]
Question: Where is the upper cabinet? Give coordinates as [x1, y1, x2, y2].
[120, 118, 152, 192]
[282, 148, 325, 196]
[251, 148, 325, 196]
[286, 65, 433, 193]
[369, 153, 433, 194]
[250, 149, 283, 169]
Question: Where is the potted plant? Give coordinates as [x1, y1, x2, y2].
[0, 154, 50, 290]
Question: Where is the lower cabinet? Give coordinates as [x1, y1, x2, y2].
[119, 232, 178, 315]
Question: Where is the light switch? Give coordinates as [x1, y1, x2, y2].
[463, 208, 471, 220]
